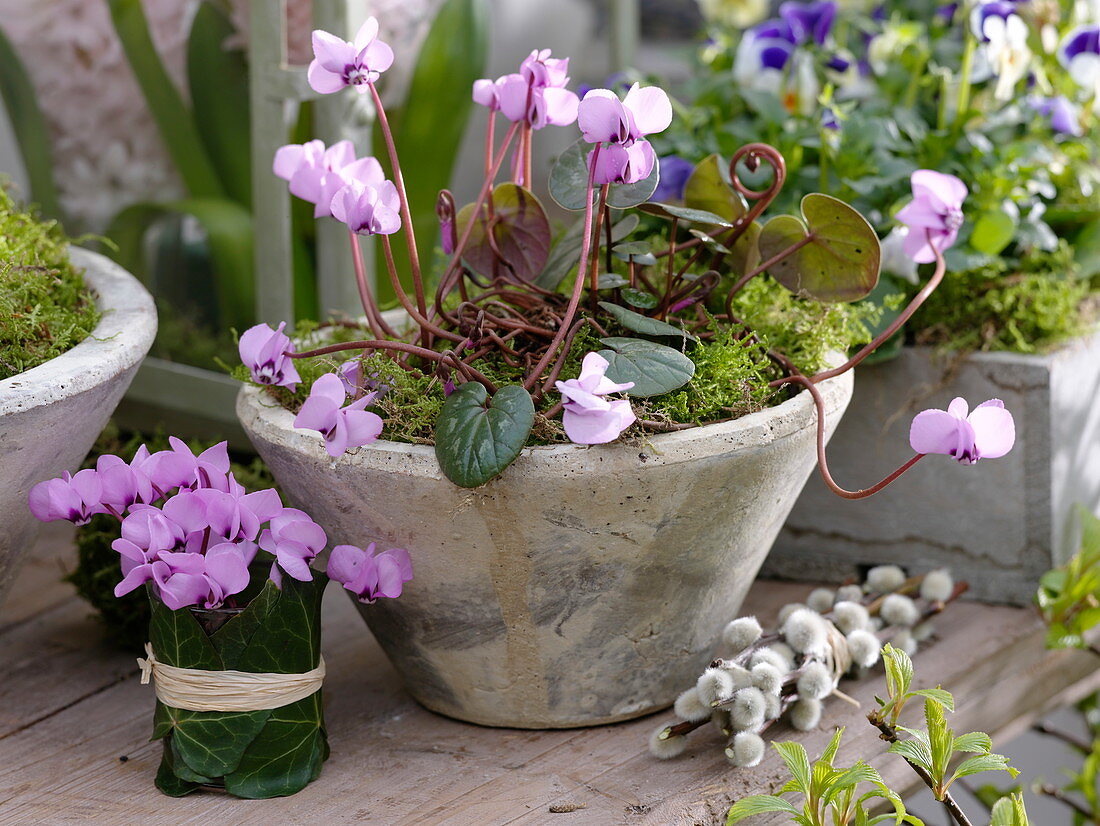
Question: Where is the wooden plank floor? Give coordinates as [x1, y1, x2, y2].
[1, 526, 1097, 826]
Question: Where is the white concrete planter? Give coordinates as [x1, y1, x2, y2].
[0, 248, 156, 606]
[771, 332, 1100, 606]
[237, 368, 853, 728]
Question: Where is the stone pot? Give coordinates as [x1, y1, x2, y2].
[0, 248, 156, 606]
[237, 369, 853, 728]
[771, 332, 1100, 605]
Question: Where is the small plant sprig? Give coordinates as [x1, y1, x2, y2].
[648, 565, 966, 766]
[1036, 505, 1100, 657]
[726, 727, 921, 825]
[869, 646, 1020, 826]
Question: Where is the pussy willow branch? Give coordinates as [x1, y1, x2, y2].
[871, 718, 974, 826]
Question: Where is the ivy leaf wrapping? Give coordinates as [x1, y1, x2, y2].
[147, 572, 329, 799]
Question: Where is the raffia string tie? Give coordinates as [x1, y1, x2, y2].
[137, 643, 326, 712]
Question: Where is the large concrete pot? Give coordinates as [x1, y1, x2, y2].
[772, 331, 1100, 605]
[237, 369, 853, 728]
[0, 248, 156, 605]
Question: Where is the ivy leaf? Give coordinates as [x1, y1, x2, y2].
[549, 138, 660, 211]
[598, 337, 695, 397]
[434, 383, 535, 488]
[456, 183, 551, 283]
[155, 742, 201, 797]
[148, 588, 223, 671]
[223, 693, 327, 799]
[757, 193, 881, 303]
[597, 301, 696, 341]
[171, 709, 273, 778]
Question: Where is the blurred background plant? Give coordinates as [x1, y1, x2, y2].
[652, 0, 1100, 360]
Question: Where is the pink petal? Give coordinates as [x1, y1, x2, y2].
[968, 402, 1015, 459]
[342, 156, 384, 187]
[114, 563, 153, 598]
[352, 17, 380, 51]
[472, 78, 498, 108]
[562, 403, 633, 444]
[323, 140, 356, 172]
[239, 323, 275, 367]
[273, 144, 305, 181]
[342, 409, 384, 447]
[312, 30, 354, 72]
[542, 87, 579, 126]
[325, 417, 349, 457]
[911, 169, 968, 210]
[240, 488, 283, 523]
[901, 226, 937, 264]
[307, 60, 347, 94]
[496, 74, 531, 123]
[377, 547, 413, 580]
[374, 555, 407, 598]
[946, 397, 969, 418]
[277, 550, 315, 582]
[327, 544, 365, 586]
[360, 39, 394, 74]
[909, 409, 962, 455]
[578, 90, 628, 143]
[312, 372, 348, 406]
[895, 199, 945, 230]
[205, 544, 251, 596]
[620, 139, 656, 184]
[622, 83, 673, 136]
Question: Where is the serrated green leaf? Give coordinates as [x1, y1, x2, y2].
[597, 301, 696, 340]
[598, 337, 695, 397]
[911, 688, 955, 711]
[889, 739, 934, 773]
[726, 794, 801, 823]
[456, 184, 551, 283]
[758, 193, 881, 303]
[549, 138, 660, 211]
[948, 753, 1018, 785]
[990, 794, 1030, 826]
[434, 383, 534, 488]
[774, 741, 813, 795]
[953, 731, 992, 754]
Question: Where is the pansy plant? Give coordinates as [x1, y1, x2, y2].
[236, 17, 1016, 492]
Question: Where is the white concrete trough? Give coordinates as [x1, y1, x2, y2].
[768, 331, 1100, 605]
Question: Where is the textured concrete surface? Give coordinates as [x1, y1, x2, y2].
[0, 248, 156, 607]
[237, 369, 853, 728]
[771, 333, 1100, 605]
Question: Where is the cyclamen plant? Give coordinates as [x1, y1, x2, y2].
[238, 17, 1017, 490]
[28, 437, 412, 609]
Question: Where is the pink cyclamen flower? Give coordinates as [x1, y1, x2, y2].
[555, 352, 636, 445]
[330, 180, 402, 236]
[307, 17, 394, 95]
[294, 373, 384, 458]
[258, 507, 328, 583]
[28, 469, 105, 525]
[327, 543, 413, 603]
[910, 397, 1015, 465]
[239, 322, 301, 391]
[273, 140, 384, 218]
[578, 83, 672, 184]
[894, 170, 968, 264]
[475, 49, 579, 130]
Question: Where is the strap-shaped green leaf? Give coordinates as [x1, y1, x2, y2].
[434, 383, 535, 488]
[598, 302, 696, 341]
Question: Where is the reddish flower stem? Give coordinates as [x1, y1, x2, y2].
[347, 229, 398, 340]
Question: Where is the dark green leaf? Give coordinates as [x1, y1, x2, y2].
[187, 2, 251, 207]
[173, 709, 272, 778]
[596, 273, 630, 290]
[0, 26, 62, 220]
[107, 0, 224, 198]
[598, 301, 696, 341]
[224, 693, 327, 799]
[637, 202, 732, 227]
[374, 0, 488, 301]
[434, 383, 535, 488]
[155, 742, 200, 797]
[758, 193, 881, 303]
[456, 184, 551, 282]
[598, 337, 695, 397]
[620, 287, 659, 309]
[148, 589, 223, 671]
[549, 138, 659, 211]
[1074, 217, 1100, 278]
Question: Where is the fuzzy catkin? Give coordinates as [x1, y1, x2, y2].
[721, 663, 754, 691]
[920, 569, 954, 602]
[777, 602, 808, 625]
[674, 687, 711, 722]
[806, 588, 835, 614]
[751, 662, 783, 695]
[697, 667, 736, 706]
[728, 687, 767, 731]
[749, 647, 790, 673]
[783, 608, 828, 656]
[795, 661, 834, 700]
[845, 629, 882, 668]
[649, 724, 687, 759]
[832, 600, 870, 634]
[912, 621, 935, 642]
[790, 697, 823, 731]
[722, 616, 762, 652]
[866, 565, 906, 594]
[763, 691, 782, 720]
[726, 732, 766, 767]
[880, 594, 920, 627]
[893, 629, 918, 655]
[835, 584, 863, 603]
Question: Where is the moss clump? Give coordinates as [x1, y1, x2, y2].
[0, 189, 99, 379]
[67, 425, 277, 653]
[910, 243, 1090, 353]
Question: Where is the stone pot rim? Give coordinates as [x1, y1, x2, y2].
[237, 361, 853, 475]
[0, 247, 157, 415]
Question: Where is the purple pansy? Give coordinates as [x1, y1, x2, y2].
[651, 155, 695, 202]
[1059, 25, 1100, 106]
[969, 1, 1019, 40]
[294, 373, 384, 458]
[894, 170, 968, 263]
[1029, 95, 1084, 136]
[273, 140, 384, 218]
[555, 352, 636, 445]
[910, 398, 1015, 465]
[330, 179, 402, 236]
[307, 17, 394, 95]
[578, 83, 672, 185]
[239, 321, 301, 391]
[779, 1, 837, 45]
[327, 543, 413, 603]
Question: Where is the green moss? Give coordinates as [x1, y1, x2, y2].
[67, 424, 277, 653]
[909, 243, 1091, 353]
[0, 189, 99, 379]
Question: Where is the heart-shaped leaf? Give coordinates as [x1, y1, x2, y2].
[689, 229, 730, 254]
[637, 201, 733, 227]
[549, 138, 660, 211]
[596, 272, 630, 290]
[621, 287, 658, 309]
[537, 214, 638, 289]
[456, 183, 551, 282]
[434, 383, 535, 488]
[599, 337, 695, 397]
[598, 301, 697, 341]
[757, 193, 880, 303]
[683, 154, 748, 229]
